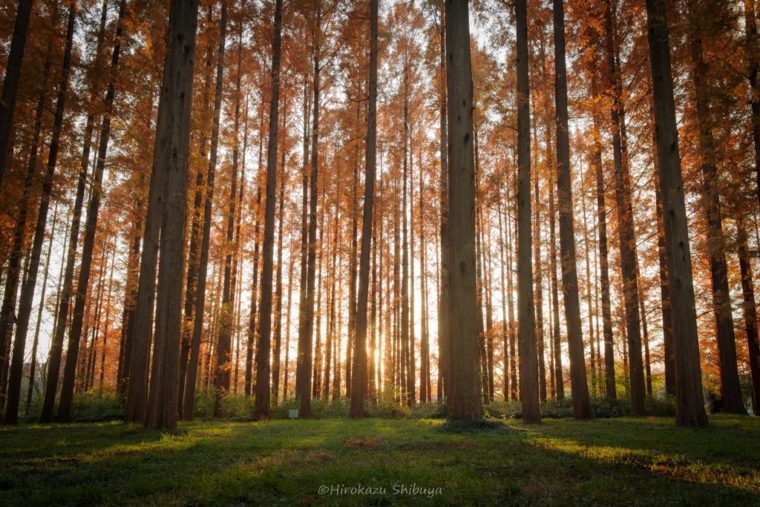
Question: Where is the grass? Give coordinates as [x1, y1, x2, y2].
[1, 415, 759, 505]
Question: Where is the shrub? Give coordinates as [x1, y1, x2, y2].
[25, 391, 124, 423]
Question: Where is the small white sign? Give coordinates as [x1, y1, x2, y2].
[289, 409, 299, 419]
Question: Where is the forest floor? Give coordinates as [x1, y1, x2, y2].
[1, 415, 759, 505]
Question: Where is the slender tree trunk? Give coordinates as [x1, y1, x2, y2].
[0, 0, 33, 187]
[98, 246, 116, 394]
[253, 0, 284, 419]
[272, 116, 286, 405]
[297, 12, 322, 418]
[0, 25, 54, 409]
[552, 0, 592, 420]
[26, 205, 60, 413]
[437, 3, 449, 401]
[581, 165, 597, 397]
[213, 5, 239, 417]
[497, 190, 510, 400]
[590, 63, 616, 401]
[419, 149, 431, 403]
[179, 4, 225, 421]
[346, 104, 360, 400]
[516, 0, 540, 423]
[178, 4, 214, 416]
[604, 0, 645, 415]
[686, 0, 745, 414]
[401, 65, 412, 406]
[283, 233, 296, 400]
[507, 173, 518, 401]
[5, 7, 75, 424]
[534, 142, 547, 402]
[644, 0, 708, 426]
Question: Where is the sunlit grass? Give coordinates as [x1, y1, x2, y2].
[1, 415, 758, 505]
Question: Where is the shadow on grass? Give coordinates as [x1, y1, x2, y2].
[0, 417, 758, 505]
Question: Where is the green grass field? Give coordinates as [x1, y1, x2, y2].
[1, 415, 759, 505]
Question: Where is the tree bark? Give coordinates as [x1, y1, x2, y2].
[737, 219, 760, 413]
[437, 2, 449, 401]
[178, 3, 214, 417]
[254, 0, 284, 420]
[604, 0, 645, 415]
[180, 4, 226, 421]
[6, 6, 75, 424]
[0, 22, 54, 410]
[26, 205, 61, 413]
[349, 0, 377, 415]
[144, 0, 199, 430]
[553, 0, 593, 419]
[644, 0, 708, 426]
[0, 0, 33, 187]
[296, 7, 322, 418]
[444, 0, 481, 421]
[212, 2, 239, 418]
[516, 0, 540, 423]
[686, 0, 745, 415]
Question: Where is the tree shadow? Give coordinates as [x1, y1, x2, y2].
[0, 417, 757, 505]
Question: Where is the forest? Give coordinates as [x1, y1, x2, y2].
[0, 0, 759, 504]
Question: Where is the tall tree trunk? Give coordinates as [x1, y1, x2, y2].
[5, 6, 75, 424]
[604, 0, 645, 415]
[180, 4, 226, 421]
[444, 0, 481, 421]
[0, 23, 54, 410]
[297, 10, 322, 418]
[644, 0, 708, 426]
[553, 0, 593, 419]
[401, 65, 412, 406]
[59, 0, 123, 421]
[178, 4, 214, 416]
[686, 0, 745, 414]
[516, 0, 540, 423]
[0, 0, 33, 187]
[437, 2, 449, 401]
[214, 6, 240, 416]
[143, 0, 199, 430]
[590, 62, 616, 401]
[253, 0, 283, 419]
[129, 0, 195, 423]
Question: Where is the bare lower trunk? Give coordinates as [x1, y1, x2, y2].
[444, 0, 482, 421]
